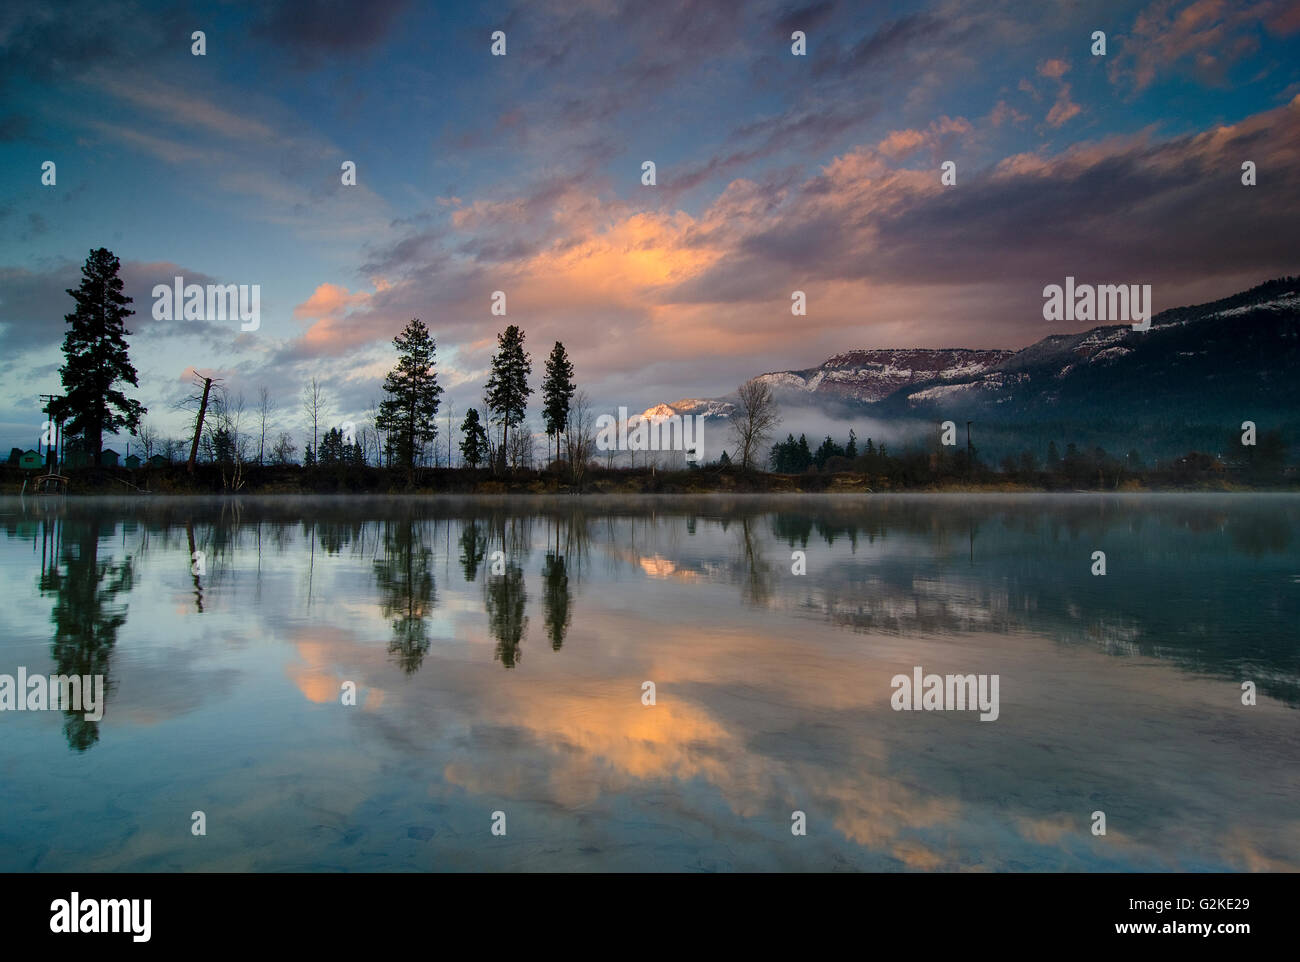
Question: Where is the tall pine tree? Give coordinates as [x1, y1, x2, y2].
[460, 408, 489, 468]
[540, 341, 575, 466]
[59, 248, 145, 465]
[483, 325, 532, 470]
[376, 318, 442, 475]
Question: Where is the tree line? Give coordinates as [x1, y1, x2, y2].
[767, 427, 1289, 487]
[39, 248, 589, 478]
[31, 248, 1293, 488]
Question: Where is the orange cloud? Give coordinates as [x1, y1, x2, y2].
[284, 283, 384, 357]
[293, 282, 369, 319]
[286, 629, 386, 709]
[878, 128, 927, 159]
[1038, 58, 1070, 78]
[876, 116, 973, 160]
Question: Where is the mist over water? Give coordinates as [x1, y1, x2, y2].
[1, 494, 1296, 871]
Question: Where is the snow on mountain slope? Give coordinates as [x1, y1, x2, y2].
[754, 349, 1014, 402]
[632, 277, 1300, 419]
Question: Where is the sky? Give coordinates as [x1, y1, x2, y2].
[1, 0, 1298, 453]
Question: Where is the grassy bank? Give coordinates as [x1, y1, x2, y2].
[5, 462, 1296, 496]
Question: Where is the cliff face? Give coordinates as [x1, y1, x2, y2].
[754, 349, 1015, 402]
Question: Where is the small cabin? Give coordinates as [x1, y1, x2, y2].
[124, 454, 142, 469]
[100, 449, 120, 467]
[18, 449, 43, 470]
[148, 454, 170, 468]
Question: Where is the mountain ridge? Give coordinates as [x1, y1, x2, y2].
[633, 276, 1300, 462]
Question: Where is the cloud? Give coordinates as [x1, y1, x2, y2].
[0, 261, 78, 353]
[0, 0, 185, 93]
[1108, 0, 1286, 93]
[78, 81, 394, 242]
[665, 101, 882, 198]
[988, 100, 1029, 127]
[266, 94, 1300, 408]
[1045, 83, 1082, 127]
[86, 121, 208, 165]
[660, 97, 1300, 345]
[91, 75, 277, 141]
[278, 282, 383, 361]
[812, 12, 946, 80]
[876, 115, 973, 161]
[0, 257, 243, 359]
[1037, 57, 1070, 79]
[1032, 54, 1080, 128]
[293, 282, 371, 320]
[5, 0, 1300, 440]
[251, 0, 413, 60]
[773, 0, 838, 35]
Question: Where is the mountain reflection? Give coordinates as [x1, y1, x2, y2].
[8, 494, 1299, 728]
[3, 495, 1298, 871]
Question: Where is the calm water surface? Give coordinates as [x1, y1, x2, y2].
[1, 494, 1297, 871]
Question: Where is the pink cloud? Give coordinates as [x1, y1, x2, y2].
[876, 116, 973, 161]
[1037, 58, 1070, 78]
[293, 282, 370, 320]
[272, 98, 1300, 399]
[1046, 83, 1082, 127]
[988, 100, 1029, 127]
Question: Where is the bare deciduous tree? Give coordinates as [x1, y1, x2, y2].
[302, 377, 328, 461]
[257, 385, 273, 465]
[271, 432, 297, 465]
[564, 390, 597, 485]
[136, 422, 159, 460]
[506, 425, 536, 471]
[729, 379, 780, 471]
[194, 386, 248, 488]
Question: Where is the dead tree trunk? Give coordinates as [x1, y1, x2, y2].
[188, 377, 213, 474]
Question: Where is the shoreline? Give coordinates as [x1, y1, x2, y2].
[4, 462, 1297, 499]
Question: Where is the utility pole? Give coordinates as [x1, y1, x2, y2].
[188, 375, 214, 474]
[966, 420, 973, 472]
[447, 400, 453, 469]
[39, 394, 62, 470]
